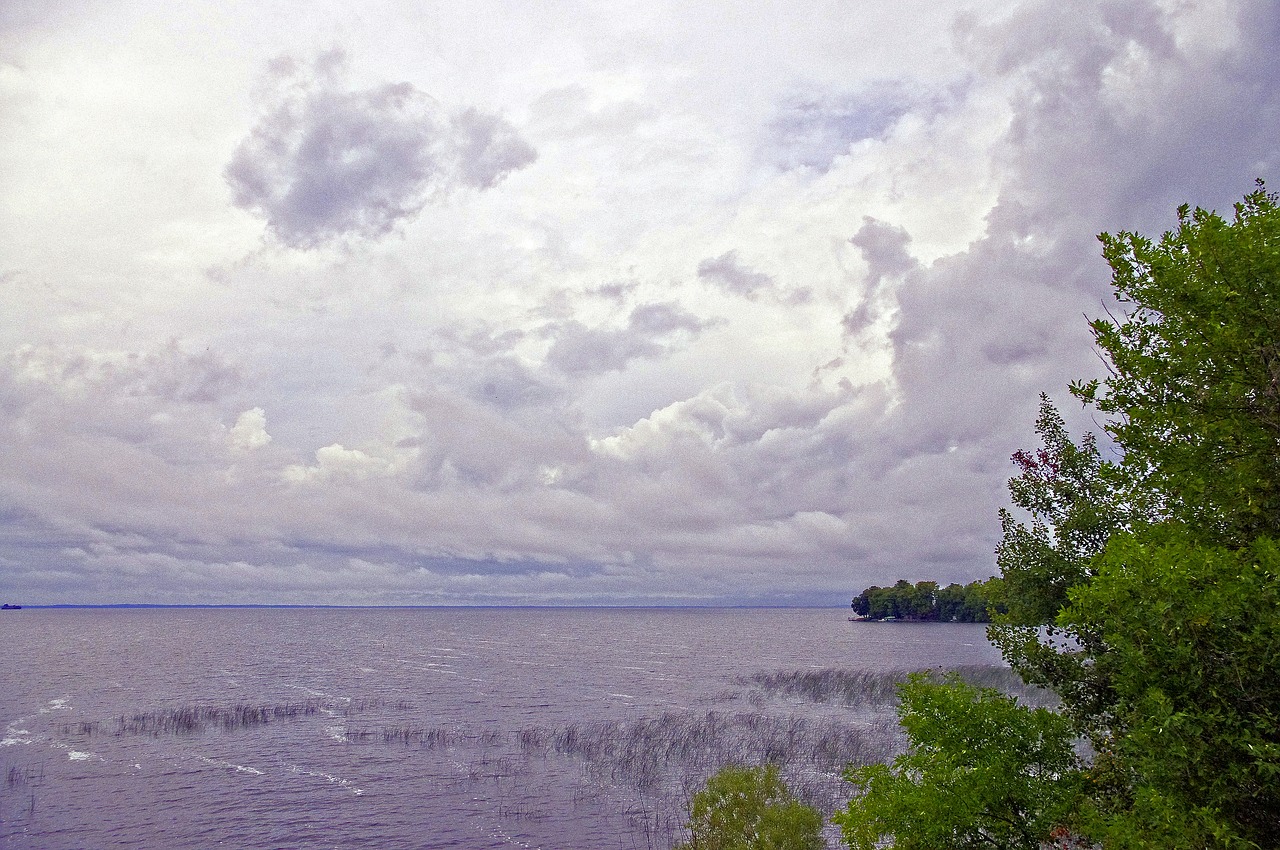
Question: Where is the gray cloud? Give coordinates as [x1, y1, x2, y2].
[7, 341, 241, 405]
[844, 217, 917, 336]
[955, 0, 1280, 232]
[849, 217, 915, 284]
[697, 250, 775, 300]
[450, 107, 540, 190]
[413, 324, 561, 413]
[544, 303, 711, 375]
[225, 50, 536, 249]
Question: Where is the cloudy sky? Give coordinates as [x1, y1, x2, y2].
[1, 0, 1276, 606]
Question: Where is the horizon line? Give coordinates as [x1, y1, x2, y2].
[5, 602, 849, 610]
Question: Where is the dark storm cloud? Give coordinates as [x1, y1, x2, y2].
[544, 303, 711, 375]
[696, 250, 775, 299]
[955, 0, 1280, 233]
[225, 51, 536, 249]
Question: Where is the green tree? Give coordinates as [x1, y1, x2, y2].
[835, 672, 1084, 850]
[1077, 183, 1280, 543]
[854, 578, 1000, 621]
[850, 585, 878, 617]
[935, 582, 967, 622]
[909, 580, 939, 620]
[1063, 530, 1280, 848]
[985, 185, 1280, 848]
[962, 577, 1002, 622]
[675, 764, 824, 850]
[988, 396, 1123, 735]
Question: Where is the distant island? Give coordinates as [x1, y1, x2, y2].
[1, 603, 21, 610]
[850, 578, 1000, 622]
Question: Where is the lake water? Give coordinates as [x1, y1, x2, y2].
[0, 607, 1005, 849]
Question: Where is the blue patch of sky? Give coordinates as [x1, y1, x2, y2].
[765, 82, 927, 172]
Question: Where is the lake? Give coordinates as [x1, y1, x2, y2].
[0, 607, 1006, 849]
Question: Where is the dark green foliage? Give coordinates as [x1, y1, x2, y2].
[835, 673, 1084, 850]
[851, 577, 999, 622]
[936, 579, 1002, 623]
[1076, 184, 1280, 544]
[987, 395, 1125, 735]
[675, 764, 824, 850]
[978, 186, 1280, 849]
[996, 396, 1120, 624]
[1063, 531, 1280, 848]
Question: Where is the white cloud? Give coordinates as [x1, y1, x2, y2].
[228, 408, 271, 451]
[283, 443, 403, 483]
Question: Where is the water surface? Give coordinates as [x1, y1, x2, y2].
[0, 607, 1003, 849]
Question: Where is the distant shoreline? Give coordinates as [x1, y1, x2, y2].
[0, 603, 855, 611]
[847, 616, 983, 623]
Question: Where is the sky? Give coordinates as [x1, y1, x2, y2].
[1, 0, 1277, 606]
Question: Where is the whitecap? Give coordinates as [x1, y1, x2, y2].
[288, 764, 364, 795]
[199, 756, 264, 775]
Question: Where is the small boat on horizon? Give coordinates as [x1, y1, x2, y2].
[1, 603, 21, 610]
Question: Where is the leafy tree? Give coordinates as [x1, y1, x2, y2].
[982, 185, 1280, 848]
[1063, 530, 1280, 848]
[850, 585, 878, 618]
[841, 188, 1280, 850]
[675, 764, 824, 850]
[1076, 183, 1280, 544]
[964, 577, 1003, 621]
[852, 578, 1000, 622]
[835, 672, 1084, 850]
[988, 396, 1124, 735]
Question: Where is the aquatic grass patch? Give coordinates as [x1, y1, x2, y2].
[737, 669, 904, 708]
[6, 763, 44, 789]
[55, 720, 103, 737]
[340, 705, 906, 816]
[110, 701, 326, 736]
[66, 695, 408, 739]
[739, 665, 1057, 709]
[521, 709, 906, 815]
[344, 725, 507, 747]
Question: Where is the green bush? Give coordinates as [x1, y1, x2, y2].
[835, 673, 1084, 850]
[675, 764, 824, 850]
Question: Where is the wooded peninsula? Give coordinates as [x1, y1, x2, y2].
[850, 578, 1000, 622]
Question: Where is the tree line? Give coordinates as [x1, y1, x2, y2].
[849, 578, 1000, 622]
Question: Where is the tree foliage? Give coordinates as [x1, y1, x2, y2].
[1063, 530, 1280, 848]
[980, 185, 1280, 849]
[835, 672, 1084, 850]
[988, 395, 1124, 735]
[675, 764, 824, 850]
[1077, 184, 1280, 543]
[851, 578, 999, 622]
